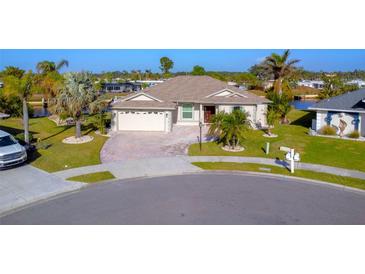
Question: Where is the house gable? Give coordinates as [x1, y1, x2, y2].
[206, 88, 247, 98]
[124, 92, 163, 102]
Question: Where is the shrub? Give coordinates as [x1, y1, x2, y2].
[319, 125, 337, 135]
[15, 132, 34, 144]
[348, 130, 360, 139]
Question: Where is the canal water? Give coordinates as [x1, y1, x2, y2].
[33, 106, 51, 117]
[291, 100, 317, 110]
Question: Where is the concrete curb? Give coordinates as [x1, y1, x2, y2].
[199, 170, 365, 196]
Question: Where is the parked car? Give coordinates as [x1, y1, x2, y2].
[0, 130, 27, 168]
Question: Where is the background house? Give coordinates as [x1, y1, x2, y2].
[101, 82, 142, 93]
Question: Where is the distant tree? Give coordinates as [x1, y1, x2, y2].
[248, 64, 271, 80]
[56, 72, 97, 139]
[261, 50, 300, 95]
[191, 65, 206, 75]
[144, 69, 152, 80]
[36, 59, 69, 74]
[233, 73, 262, 90]
[319, 74, 344, 99]
[33, 71, 64, 101]
[159, 57, 174, 76]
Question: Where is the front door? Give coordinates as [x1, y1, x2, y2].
[204, 106, 216, 123]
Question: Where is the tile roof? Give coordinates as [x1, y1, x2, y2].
[309, 89, 365, 113]
[112, 75, 270, 109]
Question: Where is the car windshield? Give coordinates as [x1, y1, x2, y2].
[0, 135, 17, 147]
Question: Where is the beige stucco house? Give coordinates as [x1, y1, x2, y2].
[111, 75, 271, 132]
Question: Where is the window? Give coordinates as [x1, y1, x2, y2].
[233, 106, 241, 111]
[182, 104, 193, 119]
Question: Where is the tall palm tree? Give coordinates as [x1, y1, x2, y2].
[208, 110, 251, 149]
[36, 59, 69, 74]
[262, 49, 300, 95]
[56, 72, 96, 139]
[2, 70, 33, 144]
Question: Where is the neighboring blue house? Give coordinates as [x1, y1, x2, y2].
[309, 89, 365, 137]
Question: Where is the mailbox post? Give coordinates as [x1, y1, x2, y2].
[199, 121, 203, 151]
[290, 148, 295, 173]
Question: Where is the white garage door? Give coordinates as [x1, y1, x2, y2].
[118, 110, 166, 131]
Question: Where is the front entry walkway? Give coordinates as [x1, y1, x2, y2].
[100, 125, 209, 163]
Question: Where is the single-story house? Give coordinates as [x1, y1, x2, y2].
[110, 75, 271, 132]
[309, 88, 365, 137]
[102, 82, 142, 93]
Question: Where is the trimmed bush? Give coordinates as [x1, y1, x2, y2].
[348, 130, 360, 139]
[319, 125, 337, 136]
[15, 132, 34, 144]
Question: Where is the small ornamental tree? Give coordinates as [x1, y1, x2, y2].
[266, 107, 279, 136]
[208, 109, 251, 149]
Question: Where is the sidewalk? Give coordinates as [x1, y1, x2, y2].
[53, 157, 202, 180]
[187, 156, 365, 180]
[53, 156, 365, 181]
[0, 165, 84, 216]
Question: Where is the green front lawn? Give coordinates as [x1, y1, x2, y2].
[193, 162, 365, 190]
[67, 171, 115, 183]
[0, 116, 108, 172]
[189, 109, 365, 172]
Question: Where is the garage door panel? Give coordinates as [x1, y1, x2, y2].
[118, 111, 166, 131]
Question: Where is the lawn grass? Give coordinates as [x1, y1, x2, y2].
[0, 116, 108, 172]
[67, 171, 115, 183]
[189, 109, 365, 172]
[193, 162, 365, 190]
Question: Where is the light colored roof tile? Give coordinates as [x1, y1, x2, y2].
[112, 75, 270, 109]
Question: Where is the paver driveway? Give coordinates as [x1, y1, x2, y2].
[101, 126, 210, 163]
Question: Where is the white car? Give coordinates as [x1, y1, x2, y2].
[0, 130, 27, 168]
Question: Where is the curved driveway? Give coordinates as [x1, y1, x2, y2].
[1, 173, 365, 224]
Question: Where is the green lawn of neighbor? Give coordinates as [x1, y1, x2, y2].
[0, 116, 108, 172]
[193, 162, 365, 190]
[67, 171, 115, 183]
[189, 109, 365, 172]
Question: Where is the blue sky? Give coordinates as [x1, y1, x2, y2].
[1, 49, 365, 73]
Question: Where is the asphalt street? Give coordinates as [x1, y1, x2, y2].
[1, 173, 365, 224]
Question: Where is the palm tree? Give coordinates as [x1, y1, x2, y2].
[266, 107, 279, 136]
[262, 50, 300, 95]
[267, 91, 292, 124]
[2, 66, 25, 79]
[36, 59, 69, 74]
[208, 110, 251, 149]
[56, 72, 96, 139]
[2, 70, 33, 144]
